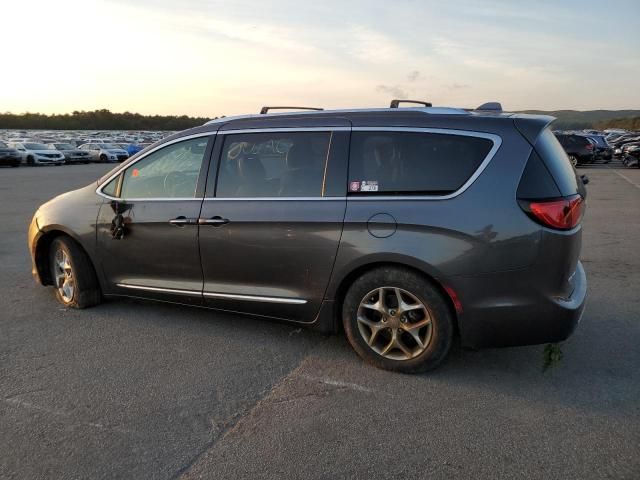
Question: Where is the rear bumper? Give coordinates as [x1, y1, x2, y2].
[456, 261, 587, 348]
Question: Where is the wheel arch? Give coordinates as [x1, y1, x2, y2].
[330, 260, 460, 336]
[34, 228, 97, 286]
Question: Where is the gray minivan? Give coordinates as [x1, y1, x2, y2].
[28, 102, 587, 372]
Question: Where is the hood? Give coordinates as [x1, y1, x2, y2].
[31, 149, 64, 156]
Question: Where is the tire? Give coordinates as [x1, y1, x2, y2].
[49, 237, 101, 309]
[342, 267, 454, 373]
[99, 154, 108, 163]
[11, 163, 19, 168]
[26, 156, 35, 166]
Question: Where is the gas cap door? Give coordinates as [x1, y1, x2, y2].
[367, 213, 397, 238]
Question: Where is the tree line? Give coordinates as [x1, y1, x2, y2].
[0, 109, 213, 131]
[1, 108, 638, 132]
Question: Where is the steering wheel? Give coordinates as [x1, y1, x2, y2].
[163, 171, 192, 197]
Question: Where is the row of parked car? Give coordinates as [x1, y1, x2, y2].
[553, 129, 640, 168]
[0, 139, 158, 167]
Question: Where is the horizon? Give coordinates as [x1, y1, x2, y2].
[3, 0, 640, 116]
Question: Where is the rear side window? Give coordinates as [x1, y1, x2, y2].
[215, 132, 331, 198]
[348, 131, 494, 195]
[534, 129, 581, 197]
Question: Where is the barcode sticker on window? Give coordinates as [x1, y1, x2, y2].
[360, 180, 379, 192]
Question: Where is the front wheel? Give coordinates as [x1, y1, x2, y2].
[49, 237, 101, 308]
[99, 154, 108, 163]
[342, 267, 454, 373]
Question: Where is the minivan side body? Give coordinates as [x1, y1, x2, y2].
[29, 108, 587, 358]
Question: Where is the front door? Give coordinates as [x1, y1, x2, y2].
[198, 129, 349, 322]
[96, 134, 213, 305]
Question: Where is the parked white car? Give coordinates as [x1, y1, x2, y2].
[8, 142, 65, 166]
[78, 143, 129, 163]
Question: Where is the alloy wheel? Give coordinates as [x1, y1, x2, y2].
[54, 249, 75, 303]
[356, 287, 433, 361]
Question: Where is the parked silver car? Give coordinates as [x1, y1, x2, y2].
[47, 143, 93, 164]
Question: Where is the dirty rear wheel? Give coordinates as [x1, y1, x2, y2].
[342, 267, 453, 373]
[49, 237, 101, 308]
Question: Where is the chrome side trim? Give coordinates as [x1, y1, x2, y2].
[116, 283, 308, 305]
[116, 283, 202, 296]
[96, 131, 216, 201]
[219, 127, 350, 135]
[348, 127, 502, 201]
[203, 292, 307, 305]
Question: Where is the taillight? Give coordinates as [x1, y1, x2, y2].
[585, 143, 594, 151]
[520, 194, 585, 230]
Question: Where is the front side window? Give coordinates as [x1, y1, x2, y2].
[348, 131, 494, 195]
[119, 136, 209, 199]
[215, 132, 331, 198]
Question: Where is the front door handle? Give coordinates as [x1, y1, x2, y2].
[169, 216, 197, 226]
[198, 216, 229, 226]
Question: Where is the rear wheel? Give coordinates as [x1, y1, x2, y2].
[342, 267, 453, 373]
[49, 237, 101, 308]
[99, 154, 108, 163]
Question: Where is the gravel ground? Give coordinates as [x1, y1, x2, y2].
[0, 164, 638, 479]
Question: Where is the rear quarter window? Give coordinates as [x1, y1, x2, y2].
[535, 129, 581, 197]
[348, 131, 494, 195]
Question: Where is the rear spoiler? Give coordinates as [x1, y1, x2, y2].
[513, 114, 556, 145]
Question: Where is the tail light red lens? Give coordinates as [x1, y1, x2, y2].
[524, 195, 585, 230]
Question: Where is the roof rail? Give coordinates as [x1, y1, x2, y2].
[260, 106, 324, 115]
[475, 102, 502, 112]
[390, 99, 432, 108]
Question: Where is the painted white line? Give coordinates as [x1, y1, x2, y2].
[611, 168, 640, 189]
[298, 374, 374, 393]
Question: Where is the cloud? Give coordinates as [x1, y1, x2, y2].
[376, 85, 409, 99]
[447, 83, 470, 90]
[407, 70, 421, 82]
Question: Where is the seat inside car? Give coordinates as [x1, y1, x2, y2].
[278, 142, 323, 196]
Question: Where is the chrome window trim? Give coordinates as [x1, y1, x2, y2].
[347, 127, 502, 201]
[203, 197, 345, 201]
[95, 131, 216, 201]
[116, 283, 307, 304]
[219, 127, 350, 135]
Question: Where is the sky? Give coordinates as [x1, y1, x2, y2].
[2, 0, 639, 117]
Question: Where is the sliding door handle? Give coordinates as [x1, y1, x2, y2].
[198, 216, 229, 226]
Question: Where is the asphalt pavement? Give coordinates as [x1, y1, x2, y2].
[1, 163, 638, 479]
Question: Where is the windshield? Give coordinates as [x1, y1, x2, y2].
[54, 143, 75, 150]
[25, 143, 49, 150]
